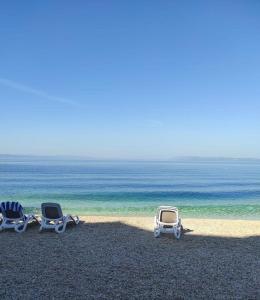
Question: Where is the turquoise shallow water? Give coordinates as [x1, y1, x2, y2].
[0, 157, 260, 219]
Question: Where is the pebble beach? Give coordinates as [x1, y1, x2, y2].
[0, 216, 259, 299]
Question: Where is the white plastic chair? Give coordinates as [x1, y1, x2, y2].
[154, 206, 182, 239]
[39, 203, 79, 233]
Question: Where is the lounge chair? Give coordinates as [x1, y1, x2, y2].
[154, 206, 182, 239]
[39, 202, 79, 233]
[0, 201, 39, 233]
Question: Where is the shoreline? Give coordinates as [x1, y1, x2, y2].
[78, 216, 260, 238]
[73, 214, 260, 220]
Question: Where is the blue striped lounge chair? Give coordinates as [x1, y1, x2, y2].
[39, 203, 79, 233]
[154, 206, 182, 239]
[0, 201, 39, 233]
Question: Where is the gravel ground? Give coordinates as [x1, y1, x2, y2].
[0, 217, 259, 300]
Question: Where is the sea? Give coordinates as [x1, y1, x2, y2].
[0, 156, 260, 219]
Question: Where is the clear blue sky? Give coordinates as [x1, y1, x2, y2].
[1, 1, 260, 159]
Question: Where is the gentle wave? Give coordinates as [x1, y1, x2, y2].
[1, 159, 260, 219]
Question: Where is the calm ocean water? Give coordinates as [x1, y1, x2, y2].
[0, 157, 260, 219]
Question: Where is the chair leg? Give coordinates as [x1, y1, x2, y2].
[0, 220, 4, 231]
[55, 217, 68, 233]
[15, 217, 29, 233]
[39, 218, 50, 232]
[174, 226, 181, 239]
[154, 227, 161, 238]
[15, 222, 24, 233]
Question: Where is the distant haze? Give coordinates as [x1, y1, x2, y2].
[1, 154, 260, 163]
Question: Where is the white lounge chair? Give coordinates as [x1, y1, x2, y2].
[154, 206, 182, 239]
[0, 201, 39, 233]
[39, 202, 79, 233]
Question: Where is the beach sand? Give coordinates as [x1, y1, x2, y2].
[0, 217, 259, 299]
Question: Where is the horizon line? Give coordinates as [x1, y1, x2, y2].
[0, 154, 260, 161]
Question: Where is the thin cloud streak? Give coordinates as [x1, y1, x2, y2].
[0, 78, 80, 107]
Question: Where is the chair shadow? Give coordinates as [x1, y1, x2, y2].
[0, 219, 259, 299]
[182, 227, 193, 234]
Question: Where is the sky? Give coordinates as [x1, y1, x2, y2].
[0, 1, 260, 159]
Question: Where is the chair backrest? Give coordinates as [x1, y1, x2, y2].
[0, 201, 24, 219]
[160, 209, 178, 224]
[41, 203, 63, 219]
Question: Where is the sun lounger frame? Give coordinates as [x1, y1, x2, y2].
[154, 206, 182, 239]
[0, 214, 39, 233]
[39, 203, 79, 233]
